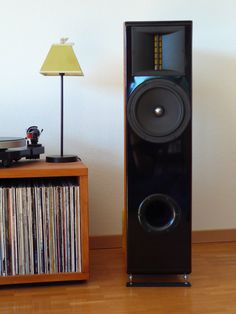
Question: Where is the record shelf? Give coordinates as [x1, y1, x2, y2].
[0, 160, 89, 285]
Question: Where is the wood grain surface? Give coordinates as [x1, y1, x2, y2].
[0, 160, 89, 286]
[0, 242, 236, 313]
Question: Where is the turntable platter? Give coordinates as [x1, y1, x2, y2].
[0, 137, 26, 150]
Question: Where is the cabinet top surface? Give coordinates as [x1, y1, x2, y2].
[0, 160, 88, 178]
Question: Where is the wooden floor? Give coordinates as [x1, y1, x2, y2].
[0, 242, 236, 313]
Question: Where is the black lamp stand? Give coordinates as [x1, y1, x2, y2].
[46, 73, 80, 163]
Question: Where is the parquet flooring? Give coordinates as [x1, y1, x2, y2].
[0, 242, 236, 313]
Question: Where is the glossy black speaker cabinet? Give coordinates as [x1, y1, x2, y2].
[124, 21, 192, 279]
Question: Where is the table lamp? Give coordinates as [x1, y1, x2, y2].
[40, 38, 84, 163]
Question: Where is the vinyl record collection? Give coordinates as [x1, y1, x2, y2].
[0, 179, 81, 276]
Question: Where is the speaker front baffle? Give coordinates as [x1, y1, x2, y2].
[124, 20, 192, 287]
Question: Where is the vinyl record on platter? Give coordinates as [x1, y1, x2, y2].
[0, 137, 26, 150]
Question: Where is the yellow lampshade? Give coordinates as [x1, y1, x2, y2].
[40, 40, 83, 76]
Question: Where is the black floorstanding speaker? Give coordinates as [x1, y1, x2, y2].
[124, 21, 192, 286]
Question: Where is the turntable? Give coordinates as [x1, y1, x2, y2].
[0, 127, 45, 167]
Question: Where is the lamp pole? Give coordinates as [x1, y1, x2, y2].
[46, 72, 79, 163]
[60, 73, 64, 157]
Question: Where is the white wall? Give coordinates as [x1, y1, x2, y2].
[1, 0, 236, 235]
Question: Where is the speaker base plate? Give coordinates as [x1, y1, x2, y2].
[126, 281, 191, 287]
[126, 274, 191, 287]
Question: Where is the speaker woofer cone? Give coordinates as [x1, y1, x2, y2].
[138, 194, 181, 232]
[127, 79, 191, 143]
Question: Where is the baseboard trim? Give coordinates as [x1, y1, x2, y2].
[90, 229, 236, 249]
[192, 229, 236, 243]
[89, 235, 122, 249]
